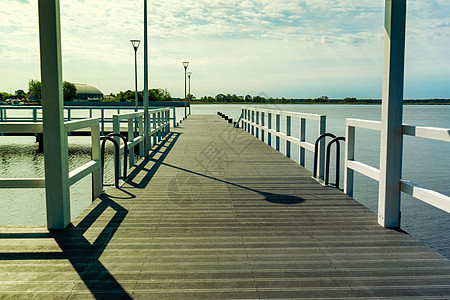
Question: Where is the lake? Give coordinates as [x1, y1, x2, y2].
[1, 104, 449, 258]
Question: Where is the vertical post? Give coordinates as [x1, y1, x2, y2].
[268, 113, 272, 147]
[286, 115, 291, 158]
[261, 112, 265, 142]
[299, 118, 306, 166]
[101, 109, 105, 136]
[158, 111, 162, 142]
[38, 0, 70, 229]
[344, 123, 355, 197]
[91, 123, 102, 200]
[275, 114, 280, 151]
[139, 115, 144, 158]
[143, 0, 150, 155]
[318, 115, 326, 179]
[251, 110, 255, 136]
[378, 0, 407, 228]
[152, 112, 157, 146]
[172, 107, 176, 127]
[128, 118, 134, 166]
[255, 111, 259, 138]
[112, 115, 122, 176]
[33, 108, 37, 122]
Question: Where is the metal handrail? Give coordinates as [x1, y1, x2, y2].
[106, 133, 128, 180]
[325, 136, 345, 189]
[100, 136, 120, 188]
[313, 133, 336, 179]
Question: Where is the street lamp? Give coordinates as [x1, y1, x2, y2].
[131, 39, 141, 112]
[187, 72, 192, 115]
[183, 61, 189, 118]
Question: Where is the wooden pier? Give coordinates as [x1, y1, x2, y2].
[1, 115, 449, 299]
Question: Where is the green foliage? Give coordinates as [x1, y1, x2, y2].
[0, 92, 11, 101]
[15, 89, 26, 98]
[28, 79, 41, 100]
[148, 88, 171, 102]
[63, 81, 77, 101]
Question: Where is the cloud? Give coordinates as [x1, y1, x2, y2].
[0, 0, 449, 98]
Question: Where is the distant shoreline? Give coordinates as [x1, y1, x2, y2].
[189, 100, 450, 105]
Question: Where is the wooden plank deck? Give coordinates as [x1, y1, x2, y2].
[1, 114, 449, 299]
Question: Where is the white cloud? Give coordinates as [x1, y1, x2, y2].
[0, 0, 449, 98]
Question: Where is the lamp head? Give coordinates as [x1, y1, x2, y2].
[130, 39, 141, 50]
[187, 72, 192, 78]
[183, 61, 189, 69]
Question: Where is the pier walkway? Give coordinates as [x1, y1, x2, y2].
[1, 115, 449, 299]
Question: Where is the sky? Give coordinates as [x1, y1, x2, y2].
[0, 0, 449, 99]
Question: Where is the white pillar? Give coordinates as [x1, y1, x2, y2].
[143, 0, 150, 155]
[38, 0, 70, 229]
[378, 0, 407, 228]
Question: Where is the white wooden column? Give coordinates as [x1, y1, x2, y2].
[143, 0, 150, 155]
[378, 0, 407, 228]
[38, 0, 70, 229]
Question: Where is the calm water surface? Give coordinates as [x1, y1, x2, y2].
[1, 104, 449, 258]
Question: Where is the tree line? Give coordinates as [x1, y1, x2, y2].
[0, 79, 77, 102]
[107, 88, 172, 102]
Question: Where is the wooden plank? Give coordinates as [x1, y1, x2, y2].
[0, 115, 449, 299]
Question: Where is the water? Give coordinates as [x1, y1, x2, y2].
[1, 104, 449, 258]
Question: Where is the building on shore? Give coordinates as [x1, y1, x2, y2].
[74, 84, 103, 101]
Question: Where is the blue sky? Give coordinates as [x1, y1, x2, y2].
[0, 0, 449, 99]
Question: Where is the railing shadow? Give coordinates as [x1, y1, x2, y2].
[0, 194, 131, 299]
[125, 132, 181, 189]
[162, 162, 305, 205]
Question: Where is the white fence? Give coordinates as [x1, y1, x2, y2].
[345, 118, 450, 214]
[0, 119, 102, 199]
[0, 105, 177, 135]
[112, 107, 171, 177]
[241, 107, 327, 178]
[0, 107, 172, 227]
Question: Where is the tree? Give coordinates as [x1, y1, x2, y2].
[15, 89, 26, 98]
[63, 81, 77, 101]
[0, 92, 11, 101]
[28, 79, 41, 100]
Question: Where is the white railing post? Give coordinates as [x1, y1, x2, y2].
[275, 114, 280, 151]
[261, 112, 265, 142]
[256, 111, 259, 139]
[91, 123, 102, 199]
[344, 123, 355, 197]
[268, 113, 272, 147]
[299, 118, 306, 167]
[158, 111, 162, 142]
[128, 117, 134, 166]
[286, 115, 291, 158]
[378, 0, 407, 228]
[139, 115, 144, 158]
[318, 115, 326, 179]
[38, 0, 71, 229]
[113, 115, 122, 176]
[152, 112, 157, 146]
[251, 110, 255, 136]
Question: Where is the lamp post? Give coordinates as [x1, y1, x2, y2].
[131, 39, 141, 112]
[187, 72, 192, 115]
[183, 61, 189, 118]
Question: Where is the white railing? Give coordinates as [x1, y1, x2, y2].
[0, 119, 102, 199]
[111, 107, 171, 176]
[0, 107, 172, 227]
[241, 107, 327, 178]
[345, 118, 450, 214]
[0, 105, 178, 135]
